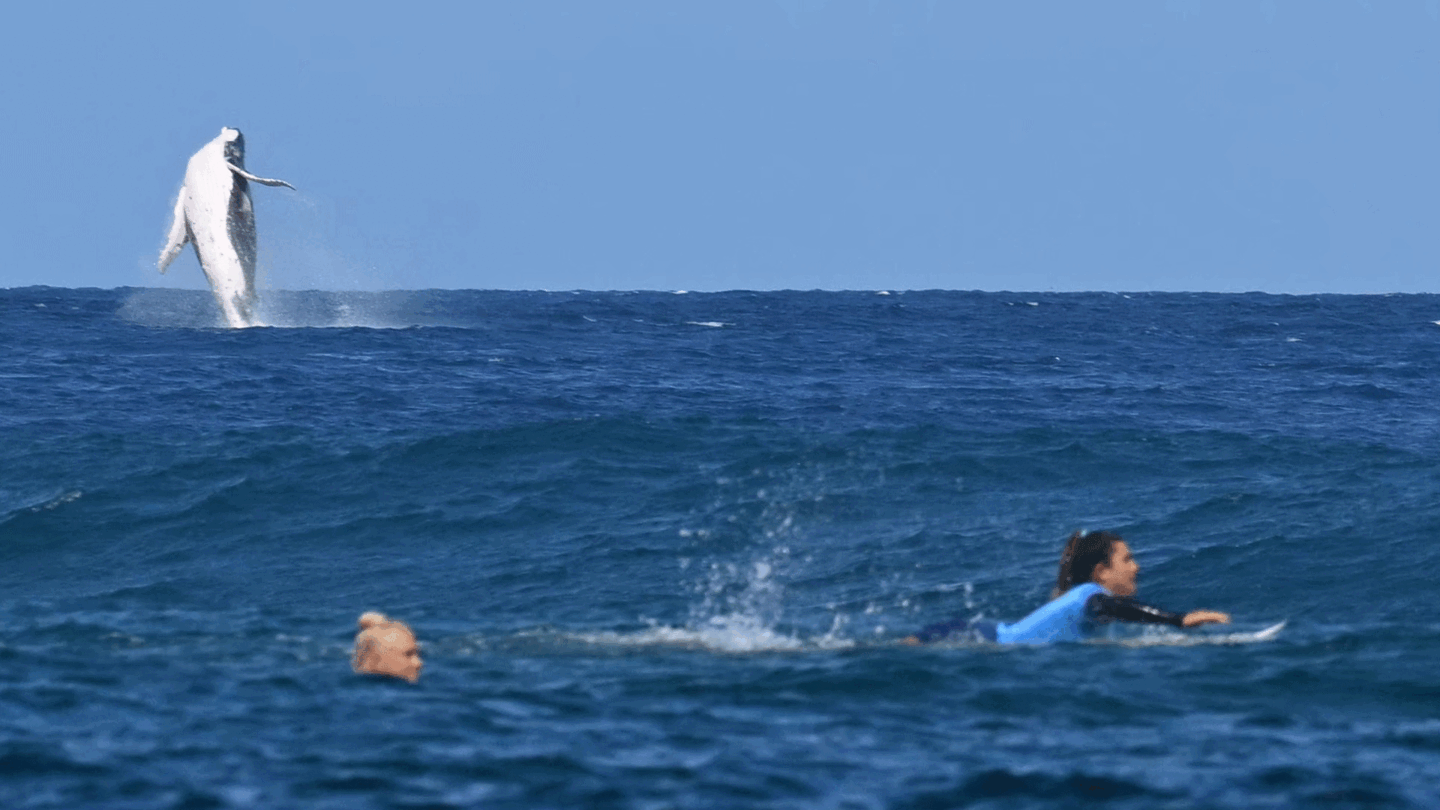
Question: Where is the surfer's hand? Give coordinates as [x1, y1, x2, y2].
[1182, 610, 1230, 627]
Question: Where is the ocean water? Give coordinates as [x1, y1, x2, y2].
[3, 286, 1439, 808]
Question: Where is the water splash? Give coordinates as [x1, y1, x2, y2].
[118, 288, 421, 329]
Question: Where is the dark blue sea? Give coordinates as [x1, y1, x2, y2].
[3, 286, 1439, 809]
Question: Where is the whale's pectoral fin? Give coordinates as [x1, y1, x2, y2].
[158, 186, 191, 273]
[226, 162, 296, 190]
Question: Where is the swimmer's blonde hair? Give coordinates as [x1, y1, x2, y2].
[357, 611, 392, 630]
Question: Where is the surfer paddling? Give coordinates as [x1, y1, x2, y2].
[351, 612, 424, 683]
[905, 530, 1230, 644]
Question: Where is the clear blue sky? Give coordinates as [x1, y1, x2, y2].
[2, 1, 1436, 292]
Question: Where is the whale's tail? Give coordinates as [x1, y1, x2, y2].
[158, 186, 190, 273]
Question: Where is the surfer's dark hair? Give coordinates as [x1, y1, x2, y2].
[1053, 530, 1123, 597]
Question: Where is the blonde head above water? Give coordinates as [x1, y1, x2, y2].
[351, 611, 423, 683]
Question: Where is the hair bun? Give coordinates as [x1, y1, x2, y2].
[358, 611, 390, 629]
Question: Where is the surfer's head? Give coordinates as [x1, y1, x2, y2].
[1054, 530, 1137, 598]
[352, 612, 423, 683]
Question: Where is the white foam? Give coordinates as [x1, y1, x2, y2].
[31, 490, 82, 512]
[561, 614, 857, 654]
[566, 617, 801, 653]
[3, 489, 84, 518]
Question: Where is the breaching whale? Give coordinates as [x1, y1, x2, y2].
[159, 127, 294, 328]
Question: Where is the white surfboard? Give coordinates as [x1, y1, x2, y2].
[1111, 620, 1286, 648]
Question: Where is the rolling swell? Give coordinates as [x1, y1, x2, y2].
[4, 287, 1440, 807]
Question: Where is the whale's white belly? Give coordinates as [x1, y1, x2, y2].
[183, 151, 255, 327]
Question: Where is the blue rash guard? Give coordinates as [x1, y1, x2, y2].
[911, 583, 1186, 645]
[996, 582, 1107, 644]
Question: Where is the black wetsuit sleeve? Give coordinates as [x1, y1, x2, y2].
[1086, 594, 1185, 627]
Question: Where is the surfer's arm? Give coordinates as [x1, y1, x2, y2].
[1086, 594, 1185, 626]
[226, 162, 296, 190]
[1087, 594, 1230, 628]
[158, 187, 189, 272]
